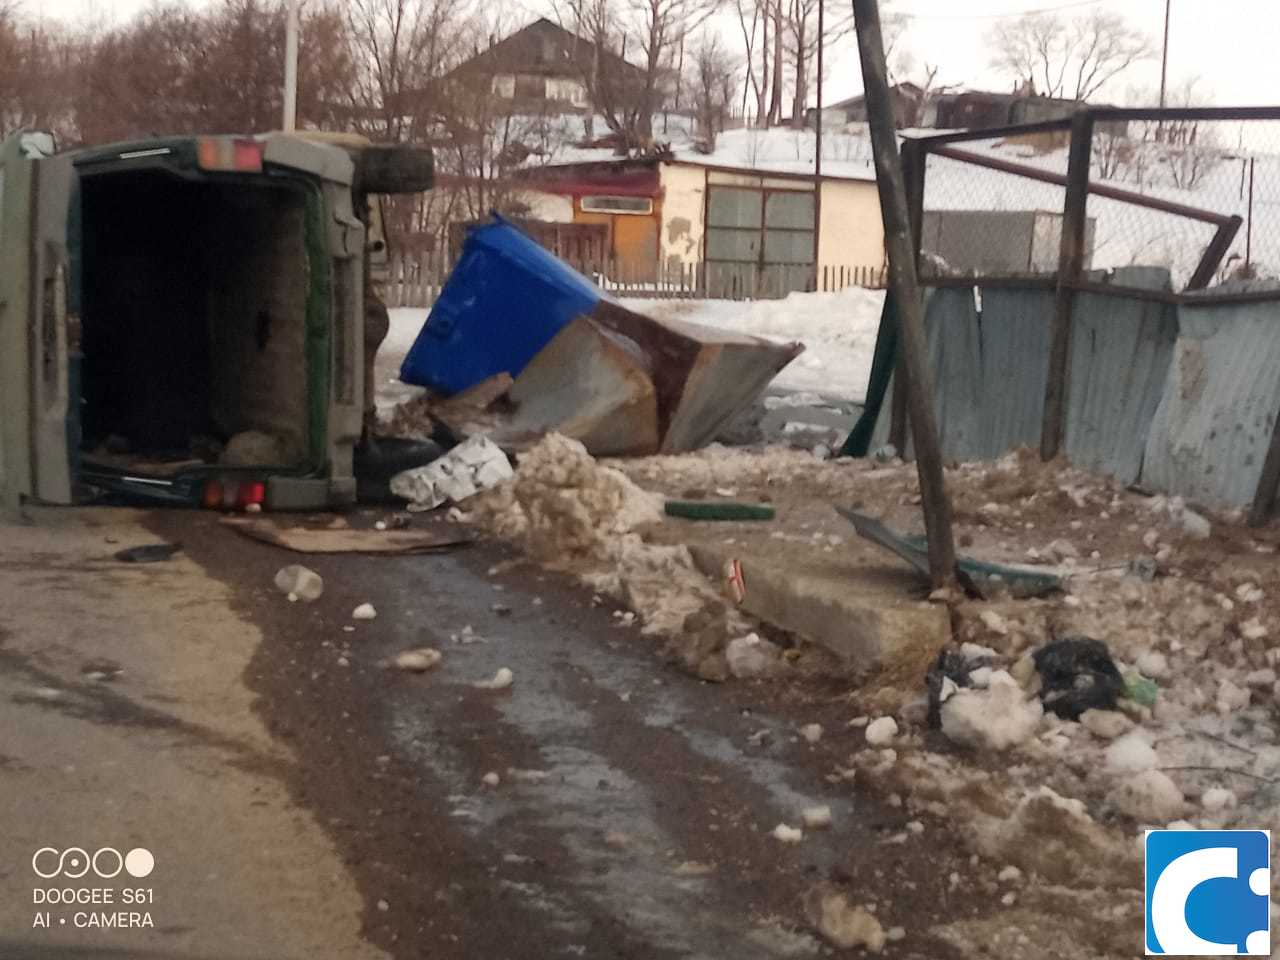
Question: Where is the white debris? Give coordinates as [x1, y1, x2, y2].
[940, 671, 1043, 751]
[474, 667, 514, 690]
[961, 642, 1000, 661]
[1046, 538, 1079, 561]
[1200, 787, 1237, 812]
[772, 824, 804, 844]
[1110, 769, 1185, 821]
[1217, 679, 1251, 715]
[1240, 618, 1269, 641]
[391, 435, 514, 511]
[1245, 668, 1277, 688]
[848, 715, 870, 728]
[978, 610, 1010, 636]
[1080, 709, 1134, 740]
[906, 820, 924, 835]
[374, 520, 388, 531]
[1136, 650, 1170, 680]
[808, 890, 886, 953]
[886, 927, 906, 943]
[968, 666, 994, 688]
[1181, 510, 1212, 540]
[393, 648, 442, 673]
[274, 564, 323, 602]
[352, 603, 377, 621]
[506, 768, 550, 783]
[1105, 733, 1158, 773]
[481, 772, 501, 788]
[865, 716, 899, 746]
[800, 723, 824, 743]
[997, 865, 1022, 883]
[1001, 891, 1017, 907]
[802, 806, 833, 829]
[1236, 582, 1264, 604]
[376, 899, 389, 912]
[725, 633, 781, 678]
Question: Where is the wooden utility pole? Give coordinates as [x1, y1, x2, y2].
[852, 0, 955, 588]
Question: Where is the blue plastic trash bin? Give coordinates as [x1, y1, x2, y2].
[399, 214, 604, 395]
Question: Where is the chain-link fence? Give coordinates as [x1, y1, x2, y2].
[910, 108, 1280, 293]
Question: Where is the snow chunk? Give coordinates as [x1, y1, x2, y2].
[393, 647, 442, 672]
[978, 610, 1009, 636]
[726, 633, 782, 678]
[802, 806, 833, 829]
[865, 716, 899, 746]
[940, 671, 1043, 750]
[1110, 769, 1185, 821]
[1136, 650, 1170, 680]
[474, 667, 514, 690]
[800, 723, 824, 744]
[772, 824, 803, 844]
[1105, 733, 1158, 773]
[352, 602, 377, 621]
[1080, 709, 1133, 740]
[1201, 787, 1237, 812]
[806, 888, 886, 953]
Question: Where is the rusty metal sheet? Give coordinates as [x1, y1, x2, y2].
[501, 316, 660, 456]
[591, 302, 804, 452]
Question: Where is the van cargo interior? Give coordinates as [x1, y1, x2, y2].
[78, 170, 313, 482]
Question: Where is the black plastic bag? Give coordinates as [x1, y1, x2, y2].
[1032, 636, 1125, 720]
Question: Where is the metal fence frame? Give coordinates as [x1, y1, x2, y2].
[893, 105, 1280, 464]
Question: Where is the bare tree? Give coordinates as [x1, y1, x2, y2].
[689, 32, 736, 152]
[345, 0, 473, 143]
[987, 9, 1153, 102]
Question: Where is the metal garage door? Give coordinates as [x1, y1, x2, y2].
[705, 186, 815, 298]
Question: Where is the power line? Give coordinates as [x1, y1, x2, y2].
[893, 0, 1108, 21]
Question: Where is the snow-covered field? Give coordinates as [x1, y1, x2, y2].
[623, 286, 885, 403]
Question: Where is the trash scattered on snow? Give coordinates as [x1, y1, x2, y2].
[275, 564, 324, 602]
[1125, 673, 1160, 707]
[474, 667, 514, 690]
[352, 603, 378, 621]
[394, 648, 442, 672]
[391, 436, 514, 511]
[805, 887, 886, 953]
[802, 806, 833, 829]
[1032, 637, 1124, 720]
[865, 716, 899, 746]
[772, 824, 803, 843]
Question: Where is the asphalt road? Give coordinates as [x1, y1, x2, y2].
[3, 506, 981, 959]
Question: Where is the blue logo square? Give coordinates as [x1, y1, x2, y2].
[1145, 829, 1271, 955]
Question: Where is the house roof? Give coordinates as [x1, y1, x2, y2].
[447, 18, 645, 83]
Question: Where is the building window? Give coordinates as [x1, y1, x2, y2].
[491, 74, 516, 99]
[580, 195, 653, 215]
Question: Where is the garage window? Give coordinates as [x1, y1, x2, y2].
[580, 195, 653, 215]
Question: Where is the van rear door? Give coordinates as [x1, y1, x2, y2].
[0, 132, 73, 509]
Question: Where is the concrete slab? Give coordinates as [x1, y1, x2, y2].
[683, 539, 951, 668]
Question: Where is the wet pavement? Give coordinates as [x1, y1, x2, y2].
[144, 509, 975, 959]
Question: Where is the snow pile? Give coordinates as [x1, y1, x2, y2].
[940, 671, 1044, 751]
[467, 433, 663, 560]
[625, 286, 885, 401]
[465, 433, 733, 644]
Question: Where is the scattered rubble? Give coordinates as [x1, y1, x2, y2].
[805, 887, 886, 953]
[391, 435, 514, 511]
[393, 648, 442, 673]
[865, 716, 899, 746]
[771, 824, 803, 844]
[275, 564, 323, 602]
[474, 667, 514, 690]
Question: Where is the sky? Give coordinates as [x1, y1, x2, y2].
[29, 0, 1280, 110]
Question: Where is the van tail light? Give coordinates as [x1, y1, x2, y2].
[239, 481, 266, 508]
[197, 138, 263, 172]
[201, 480, 223, 509]
[201, 478, 265, 510]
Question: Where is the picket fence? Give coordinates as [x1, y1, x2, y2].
[383, 252, 887, 309]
